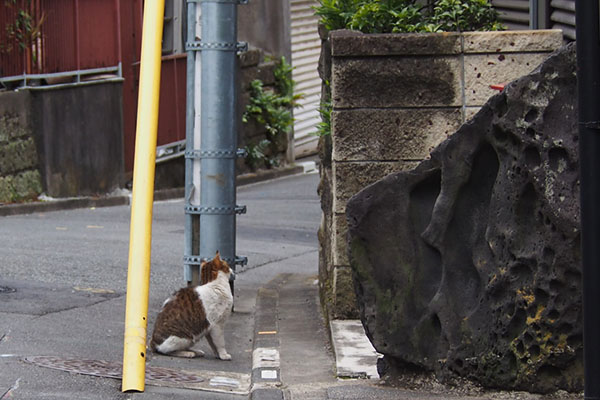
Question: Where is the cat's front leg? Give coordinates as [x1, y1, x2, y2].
[207, 324, 231, 360]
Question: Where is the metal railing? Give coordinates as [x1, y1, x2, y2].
[0, 63, 122, 89]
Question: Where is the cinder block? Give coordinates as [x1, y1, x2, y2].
[333, 161, 418, 214]
[464, 52, 550, 106]
[332, 108, 461, 162]
[332, 213, 349, 266]
[332, 56, 462, 108]
[462, 30, 563, 54]
[333, 266, 359, 319]
[331, 30, 461, 57]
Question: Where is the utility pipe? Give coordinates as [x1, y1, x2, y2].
[198, 0, 242, 273]
[121, 0, 165, 392]
[184, 0, 199, 283]
[575, 1, 600, 399]
[184, 0, 247, 286]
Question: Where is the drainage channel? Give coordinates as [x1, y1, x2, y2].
[24, 355, 250, 395]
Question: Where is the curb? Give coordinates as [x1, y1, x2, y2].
[250, 276, 288, 400]
[329, 319, 381, 380]
[0, 164, 306, 217]
[0, 195, 129, 217]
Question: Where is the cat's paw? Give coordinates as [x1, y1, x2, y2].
[191, 349, 205, 357]
[171, 350, 198, 358]
[218, 352, 232, 361]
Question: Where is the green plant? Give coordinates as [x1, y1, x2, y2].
[242, 57, 302, 170]
[314, 100, 332, 137]
[244, 139, 273, 170]
[314, 0, 503, 33]
[243, 79, 294, 140]
[313, 0, 359, 31]
[432, 0, 504, 32]
[1, 0, 46, 55]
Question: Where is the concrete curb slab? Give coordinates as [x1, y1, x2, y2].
[251, 278, 286, 400]
[330, 320, 380, 379]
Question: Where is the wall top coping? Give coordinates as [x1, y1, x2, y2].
[330, 29, 564, 57]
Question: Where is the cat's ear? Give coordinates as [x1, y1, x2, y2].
[214, 250, 221, 262]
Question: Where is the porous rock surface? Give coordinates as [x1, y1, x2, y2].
[346, 43, 581, 393]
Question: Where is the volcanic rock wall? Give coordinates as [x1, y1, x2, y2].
[346, 43, 581, 393]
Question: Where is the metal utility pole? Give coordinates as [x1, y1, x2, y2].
[184, 0, 247, 286]
[576, 1, 600, 398]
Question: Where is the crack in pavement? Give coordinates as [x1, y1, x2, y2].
[236, 249, 317, 274]
[0, 378, 20, 400]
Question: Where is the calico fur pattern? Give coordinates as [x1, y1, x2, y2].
[150, 251, 233, 360]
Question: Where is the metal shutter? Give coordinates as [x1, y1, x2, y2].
[290, 0, 321, 158]
[550, 0, 575, 40]
[492, 0, 530, 30]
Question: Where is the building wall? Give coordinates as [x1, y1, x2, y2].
[238, 0, 292, 61]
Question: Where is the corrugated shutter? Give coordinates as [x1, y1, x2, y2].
[550, 0, 575, 40]
[491, 0, 575, 41]
[491, 0, 530, 30]
[290, 0, 321, 158]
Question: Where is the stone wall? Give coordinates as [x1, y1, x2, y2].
[0, 80, 124, 201]
[0, 91, 42, 203]
[318, 29, 563, 319]
[346, 43, 581, 393]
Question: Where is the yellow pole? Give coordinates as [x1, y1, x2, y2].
[121, 0, 165, 392]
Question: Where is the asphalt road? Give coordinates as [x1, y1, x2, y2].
[0, 171, 321, 399]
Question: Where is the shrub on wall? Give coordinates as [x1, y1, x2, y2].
[314, 0, 503, 33]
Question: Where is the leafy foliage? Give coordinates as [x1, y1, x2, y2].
[314, 0, 503, 33]
[244, 139, 273, 170]
[1, 0, 46, 55]
[242, 57, 302, 170]
[315, 100, 332, 137]
[432, 0, 504, 32]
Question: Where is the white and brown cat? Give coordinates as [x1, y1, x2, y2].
[150, 251, 233, 360]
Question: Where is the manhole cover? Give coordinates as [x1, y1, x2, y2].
[0, 286, 16, 294]
[24, 356, 204, 383]
[23, 356, 250, 394]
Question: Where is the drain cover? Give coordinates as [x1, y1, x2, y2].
[23, 356, 250, 394]
[24, 356, 204, 383]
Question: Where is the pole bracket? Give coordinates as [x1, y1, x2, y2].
[185, 149, 240, 159]
[186, 41, 248, 53]
[185, 205, 247, 215]
[184, 255, 249, 267]
[235, 256, 248, 266]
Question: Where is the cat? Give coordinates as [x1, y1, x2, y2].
[150, 251, 233, 360]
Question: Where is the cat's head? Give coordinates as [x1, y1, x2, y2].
[200, 251, 231, 284]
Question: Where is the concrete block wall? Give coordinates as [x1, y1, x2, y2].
[318, 29, 563, 319]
